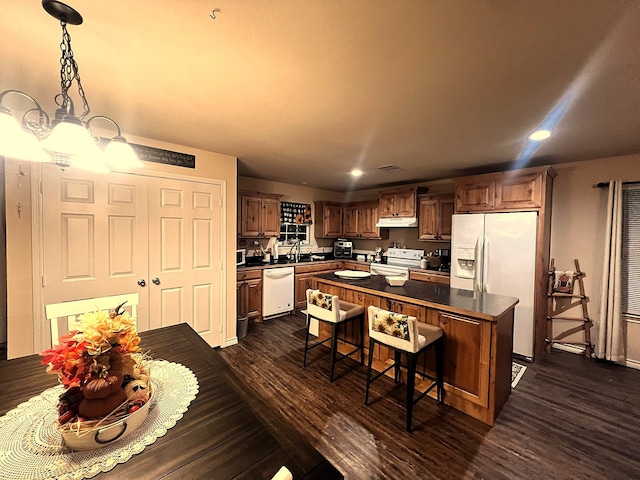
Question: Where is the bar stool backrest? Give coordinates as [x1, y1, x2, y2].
[368, 305, 420, 353]
[306, 289, 341, 323]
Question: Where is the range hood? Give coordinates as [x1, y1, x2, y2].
[375, 217, 418, 228]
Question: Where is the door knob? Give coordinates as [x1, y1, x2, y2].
[152, 277, 161, 285]
[137, 279, 146, 287]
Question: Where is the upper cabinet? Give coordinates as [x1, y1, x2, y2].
[379, 188, 417, 218]
[314, 201, 343, 238]
[343, 201, 383, 239]
[239, 191, 282, 237]
[418, 194, 455, 241]
[455, 166, 556, 213]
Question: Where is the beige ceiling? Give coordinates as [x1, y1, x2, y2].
[1, 1, 639, 191]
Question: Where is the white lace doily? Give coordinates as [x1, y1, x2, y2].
[0, 360, 199, 480]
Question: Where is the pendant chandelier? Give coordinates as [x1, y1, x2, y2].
[0, 0, 142, 172]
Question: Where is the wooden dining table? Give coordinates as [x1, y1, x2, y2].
[0, 323, 342, 479]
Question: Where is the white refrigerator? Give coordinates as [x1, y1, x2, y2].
[450, 211, 538, 359]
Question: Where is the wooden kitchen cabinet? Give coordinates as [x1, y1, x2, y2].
[343, 201, 383, 239]
[434, 310, 491, 408]
[237, 268, 263, 323]
[494, 171, 544, 210]
[409, 270, 450, 285]
[314, 201, 343, 238]
[454, 166, 554, 213]
[239, 191, 282, 237]
[294, 262, 344, 309]
[418, 194, 454, 240]
[342, 204, 359, 238]
[342, 261, 370, 272]
[379, 188, 417, 218]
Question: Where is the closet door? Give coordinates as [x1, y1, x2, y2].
[42, 165, 150, 338]
[147, 178, 223, 347]
[41, 167, 224, 348]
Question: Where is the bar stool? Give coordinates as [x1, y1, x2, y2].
[303, 289, 365, 382]
[364, 305, 444, 432]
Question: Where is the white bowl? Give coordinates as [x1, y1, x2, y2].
[385, 275, 407, 287]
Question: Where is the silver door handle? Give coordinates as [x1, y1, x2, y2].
[152, 277, 161, 285]
[138, 279, 146, 287]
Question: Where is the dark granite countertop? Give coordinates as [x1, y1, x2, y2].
[313, 273, 518, 321]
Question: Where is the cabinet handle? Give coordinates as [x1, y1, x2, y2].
[137, 279, 146, 287]
[152, 277, 161, 285]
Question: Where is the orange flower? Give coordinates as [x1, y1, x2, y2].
[40, 306, 141, 387]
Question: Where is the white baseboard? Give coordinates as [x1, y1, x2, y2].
[552, 343, 640, 371]
[551, 343, 586, 355]
[224, 337, 239, 347]
[626, 358, 640, 370]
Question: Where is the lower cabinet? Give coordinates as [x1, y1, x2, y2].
[294, 262, 344, 310]
[342, 261, 371, 272]
[433, 310, 491, 408]
[237, 268, 263, 323]
[409, 270, 450, 285]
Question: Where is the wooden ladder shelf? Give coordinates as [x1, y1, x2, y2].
[546, 259, 593, 357]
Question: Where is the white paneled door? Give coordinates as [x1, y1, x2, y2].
[147, 177, 222, 342]
[41, 164, 223, 348]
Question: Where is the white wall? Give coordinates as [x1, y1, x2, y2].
[551, 154, 640, 365]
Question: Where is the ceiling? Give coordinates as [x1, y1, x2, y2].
[1, 1, 639, 192]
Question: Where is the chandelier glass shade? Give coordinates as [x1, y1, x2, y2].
[0, 0, 142, 173]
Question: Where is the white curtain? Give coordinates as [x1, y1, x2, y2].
[596, 180, 625, 361]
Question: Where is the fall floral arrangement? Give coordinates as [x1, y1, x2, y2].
[40, 303, 152, 430]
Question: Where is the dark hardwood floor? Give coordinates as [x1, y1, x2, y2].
[219, 312, 640, 480]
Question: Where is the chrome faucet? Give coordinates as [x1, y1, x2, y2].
[287, 239, 301, 262]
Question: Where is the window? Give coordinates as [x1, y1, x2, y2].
[278, 201, 312, 245]
[278, 223, 310, 244]
[622, 185, 640, 317]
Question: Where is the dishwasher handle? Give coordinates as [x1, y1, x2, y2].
[264, 269, 294, 280]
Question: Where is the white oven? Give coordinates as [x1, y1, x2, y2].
[370, 248, 424, 278]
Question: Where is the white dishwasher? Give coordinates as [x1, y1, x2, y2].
[262, 266, 295, 319]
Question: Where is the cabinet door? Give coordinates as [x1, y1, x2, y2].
[241, 195, 263, 237]
[379, 194, 395, 218]
[395, 190, 417, 217]
[261, 197, 281, 237]
[237, 281, 247, 317]
[494, 172, 543, 210]
[295, 273, 311, 310]
[437, 311, 491, 407]
[323, 203, 343, 238]
[246, 278, 262, 322]
[455, 181, 495, 212]
[409, 270, 450, 285]
[359, 202, 381, 238]
[342, 205, 359, 237]
[418, 198, 439, 240]
[439, 197, 455, 239]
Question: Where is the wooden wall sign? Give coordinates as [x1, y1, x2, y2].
[129, 143, 195, 168]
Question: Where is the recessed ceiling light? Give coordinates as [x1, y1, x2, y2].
[529, 130, 551, 141]
[350, 168, 363, 177]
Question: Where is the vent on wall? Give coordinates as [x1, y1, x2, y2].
[377, 165, 401, 172]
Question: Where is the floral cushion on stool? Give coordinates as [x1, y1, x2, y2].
[372, 310, 410, 341]
[309, 291, 333, 311]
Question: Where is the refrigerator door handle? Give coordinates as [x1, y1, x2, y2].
[474, 236, 484, 293]
[483, 236, 489, 292]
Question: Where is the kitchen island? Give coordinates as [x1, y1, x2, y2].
[313, 273, 518, 426]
